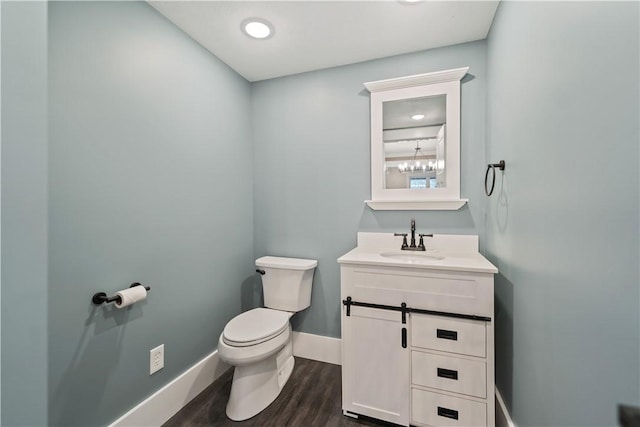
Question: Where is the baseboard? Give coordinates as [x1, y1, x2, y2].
[108, 333, 340, 426]
[495, 387, 516, 427]
[107, 350, 230, 427]
[292, 331, 342, 365]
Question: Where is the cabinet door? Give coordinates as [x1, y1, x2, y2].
[342, 306, 410, 426]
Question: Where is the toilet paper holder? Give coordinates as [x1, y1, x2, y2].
[92, 283, 151, 305]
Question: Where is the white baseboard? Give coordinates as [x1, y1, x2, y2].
[292, 331, 342, 366]
[107, 333, 340, 426]
[495, 387, 516, 427]
[107, 350, 230, 427]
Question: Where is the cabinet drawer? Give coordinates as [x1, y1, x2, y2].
[412, 314, 486, 357]
[412, 351, 486, 398]
[412, 388, 486, 427]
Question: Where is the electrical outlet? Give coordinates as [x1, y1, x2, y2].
[150, 344, 164, 375]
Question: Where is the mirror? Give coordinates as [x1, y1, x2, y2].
[383, 95, 446, 190]
[364, 67, 468, 210]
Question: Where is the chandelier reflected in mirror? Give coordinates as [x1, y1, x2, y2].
[397, 140, 436, 174]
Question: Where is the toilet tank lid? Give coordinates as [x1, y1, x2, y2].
[256, 256, 318, 270]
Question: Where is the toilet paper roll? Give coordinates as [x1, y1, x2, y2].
[115, 285, 147, 309]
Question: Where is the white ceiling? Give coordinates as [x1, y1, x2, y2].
[384, 94, 446, 130]
[149, 1, 500, 82]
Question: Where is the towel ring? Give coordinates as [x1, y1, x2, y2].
[485, 160, 506, 196]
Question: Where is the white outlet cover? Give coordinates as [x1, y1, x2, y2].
[150, 344, 164, 375]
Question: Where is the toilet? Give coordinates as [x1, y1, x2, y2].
[218, 256, 317, 421]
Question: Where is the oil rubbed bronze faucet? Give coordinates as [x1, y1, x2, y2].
[394, 218, 432, 251]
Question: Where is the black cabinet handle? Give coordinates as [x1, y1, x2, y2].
[436, 328, 458, 341]
[401, 327, 407, 348]
[437, 367, 459, 380]
[437, 406, 459, 420]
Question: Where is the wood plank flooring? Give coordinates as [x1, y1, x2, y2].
[163, 357, 393, 427]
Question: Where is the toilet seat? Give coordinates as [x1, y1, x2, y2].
[223, 308, 291, 347]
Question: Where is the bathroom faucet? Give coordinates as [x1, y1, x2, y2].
[410, 218, 417, 248]
[394, 218, 432, 251]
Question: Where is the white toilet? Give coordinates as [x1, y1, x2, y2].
[218, 256, 317, 421]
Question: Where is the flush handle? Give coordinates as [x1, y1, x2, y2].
[256, 269, 265, 275]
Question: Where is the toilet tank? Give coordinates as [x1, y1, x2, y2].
[256, 256, 318, 312]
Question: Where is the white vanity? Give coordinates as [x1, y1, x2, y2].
[338, 232, 498, 427]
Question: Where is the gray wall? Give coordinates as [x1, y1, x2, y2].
[486, 2, 639, 426]
[1, 2, 49, 426]
[47, 2, 253, 425]
[252, 41, 487, 338]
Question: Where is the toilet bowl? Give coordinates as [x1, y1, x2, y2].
[218, 256, 317, 421]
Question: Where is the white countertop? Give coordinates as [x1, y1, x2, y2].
[337, 232, 498, 274]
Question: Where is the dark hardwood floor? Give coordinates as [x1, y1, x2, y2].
[163, 358, 394, 427]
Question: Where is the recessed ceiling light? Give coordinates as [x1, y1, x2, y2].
[411, 114, 425, 120]
[241, 18, 274, 40]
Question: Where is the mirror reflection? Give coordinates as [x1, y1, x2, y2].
[383, 95, 446, 190]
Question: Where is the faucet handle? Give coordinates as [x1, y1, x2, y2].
[418, 234, 433, 251]
[394, 233, 409, 249]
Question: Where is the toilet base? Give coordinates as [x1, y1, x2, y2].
[226, 339, 294, 421]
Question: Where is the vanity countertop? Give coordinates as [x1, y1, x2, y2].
[338, 232, 498, 274]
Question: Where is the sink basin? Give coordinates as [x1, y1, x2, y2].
[379, 251, 445, 262]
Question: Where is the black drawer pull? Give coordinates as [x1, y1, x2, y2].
[436, 328, 458, 341]
[437, 406, 459, 420]
[437, 367, 459, 380]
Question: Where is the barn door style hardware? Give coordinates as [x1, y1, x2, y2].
[342, 297, 491, 322]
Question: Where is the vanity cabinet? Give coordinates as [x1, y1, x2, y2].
[340, 260, 495, 427]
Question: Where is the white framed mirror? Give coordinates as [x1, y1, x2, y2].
[364, 67, 468, 210]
